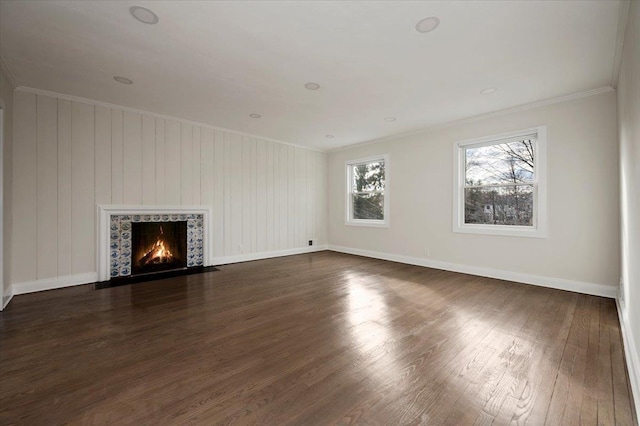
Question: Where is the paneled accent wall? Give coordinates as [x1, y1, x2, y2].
[12, 90, 327, 285]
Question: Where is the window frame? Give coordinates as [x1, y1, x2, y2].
[452, 126, 547, 238]
[345, 154, 390, 228]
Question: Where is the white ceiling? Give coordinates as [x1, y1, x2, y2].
[0, 0, 623, 151]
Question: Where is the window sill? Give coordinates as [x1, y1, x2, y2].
[345, 220, 390, 228]
[453, 224, 546, 238]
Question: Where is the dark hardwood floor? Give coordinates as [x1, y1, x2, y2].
[0, 251, 635, 425]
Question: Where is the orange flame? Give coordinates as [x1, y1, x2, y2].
[139, 225, 175, 266]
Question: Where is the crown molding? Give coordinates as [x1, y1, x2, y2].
[328, 86, 615, 153]
[0, 55, 18, 89]
[611, 0, 631, 88]
[14, 86, 324, 153]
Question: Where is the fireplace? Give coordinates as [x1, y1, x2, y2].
[97, 206, 212, 282]
[131, 221, 187, 276]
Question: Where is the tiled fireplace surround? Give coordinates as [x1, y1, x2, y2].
[97, 206, 213, 282]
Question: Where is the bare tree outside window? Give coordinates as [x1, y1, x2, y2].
[349, 160, 385, 221]
[464, 138, 536, 226]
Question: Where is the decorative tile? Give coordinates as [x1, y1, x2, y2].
[109, 211, 207, 278]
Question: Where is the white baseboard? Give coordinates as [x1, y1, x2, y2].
[213, 245, 329, 266]
[1, 289, 13, 311]
[328, 245, 617, 298]
[11, 272, 99, 296]
[616, 298, 640, 424]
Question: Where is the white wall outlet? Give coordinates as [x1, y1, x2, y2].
[424, 248, 430, 257]
[238, 244, 244, 254]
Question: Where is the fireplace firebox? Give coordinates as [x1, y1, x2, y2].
[131, 221, 187, 276]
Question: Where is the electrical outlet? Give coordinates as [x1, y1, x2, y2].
[424, 248, 430, 257]
[309, 240, 313, 246]
[238, 244, 244, 254]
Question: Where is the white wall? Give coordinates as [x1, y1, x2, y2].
[617, 0, 640, 414]
[1, 64, 15, 307]
[11, 89, 327, 288]
[328, 91, 619, 292]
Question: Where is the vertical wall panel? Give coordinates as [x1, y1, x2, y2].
[223, 133, 232, 255]
[36, 95, 58, 279]
[307, 151, 316, 240]
[192, 127, 202, 205]
[242, 137, 251, 252]
[278, 144, 288, 249]
[57, 99, 73, 277]
[111, 110, 124, 204]
[123, 112, 142, 204]
[266, 142, 275, 251]
[155, 118, 166, 204]
[287, 146, 296, 248]
[165, 120, 181, 205]
[317, 152, 327, 243]
[200, 128, 214, 207]
[256, 141, 267, 252]
[94, 106, 112, 207]
[71, 101, 95, 273]
[298, 149, 306, 245]
[250, 139, 258, 252]
[12, 91, 37, 284]
[230, 135, 243, 254]
[181, 123, 193, 205]
[213, 131, 225, 257]
[141, 115, 156, 205]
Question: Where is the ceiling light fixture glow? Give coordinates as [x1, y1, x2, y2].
[415, 16, 440, 33]
[305, 82, 320, 90]
[129, 6, 159, 25]
[480, 87, 498, 95]
[114, 76, 133, 85]
[249, 113, 261, 118]
[384, 117, 396, 122]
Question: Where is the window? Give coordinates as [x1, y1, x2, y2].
[346, 155, 389, 227]
[453, 127, 547, 238]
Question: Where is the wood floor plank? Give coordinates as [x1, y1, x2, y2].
[0, 252, 634, 425]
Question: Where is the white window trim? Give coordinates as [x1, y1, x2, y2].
[452, 126, 547, 238]
[345, 154, 390, 228]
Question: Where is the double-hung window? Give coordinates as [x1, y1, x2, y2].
[453, 127, 547, 237]
[346, 155, 389, 227]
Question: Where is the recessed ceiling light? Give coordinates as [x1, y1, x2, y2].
[305, 82, 320, 90]
[415, 16, 440, 33]
[129, 6, 159, 25]
[114, 76, 133, 85]
[384, 117, 396, 122]
[480, 87, 498, 95]
[249, 113, 261, 118]
[325, 135, 334, 139]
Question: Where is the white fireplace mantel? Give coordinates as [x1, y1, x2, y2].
[96, 205, 214, 282]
